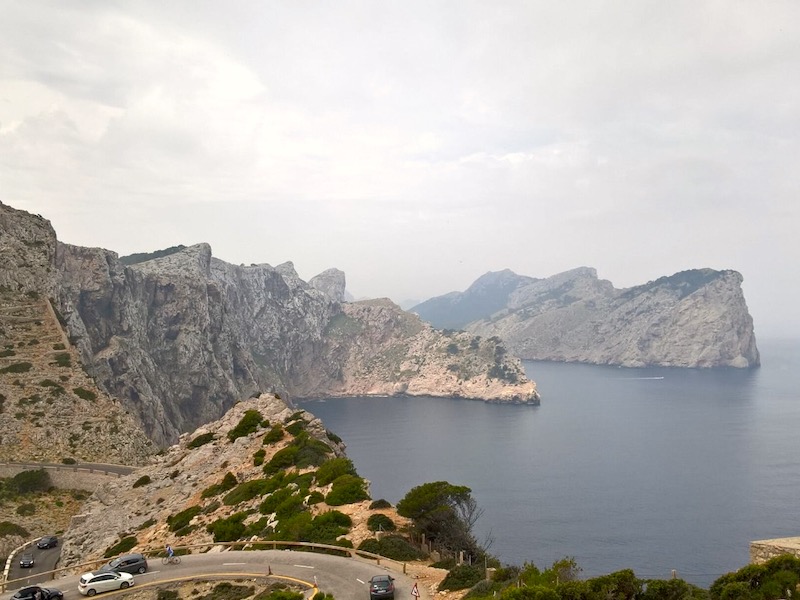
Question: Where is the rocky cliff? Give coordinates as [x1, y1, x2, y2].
[0, 201, 538, 449]
[413, 267, 760, 368]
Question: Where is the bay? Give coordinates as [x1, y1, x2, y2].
[299, 338, 800, 588]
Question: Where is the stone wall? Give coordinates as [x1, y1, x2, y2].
[0, 463, 129, 492]
[750, 537, 800, 563]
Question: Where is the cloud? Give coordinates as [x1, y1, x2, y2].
[1, 0, 798, 336]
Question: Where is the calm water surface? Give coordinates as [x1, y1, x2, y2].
[299, 339, 800, 587]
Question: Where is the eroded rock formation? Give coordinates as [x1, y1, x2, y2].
[1, 201, 538, 448]
[413, 267, 760, 368]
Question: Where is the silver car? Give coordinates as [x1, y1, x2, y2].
[78, 571, 134, 596]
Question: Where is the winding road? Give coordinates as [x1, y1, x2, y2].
[3, 551, 423, 600]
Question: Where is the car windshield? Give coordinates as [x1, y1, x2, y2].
[372, 580, 390, 589]
[108, 558, 122, 567]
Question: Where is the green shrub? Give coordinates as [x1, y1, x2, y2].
[369, 499, 392, 509]
[286, 421, 305, 436]
[16, 503, 36, 516]
[253, 449, 266, 466]
[167, 506, 202, 532]
[440, 565, 484, 591]
[132, 475, 151, 488]
[357, 535, 425, 561]
[202, 472, 238, 499]
[367, 514, 396, 532]
[104, 536, 138, 558]
[0, 521, 30, 537]
[138, 518, 156, 530]
[61, 457, 77, 465]
[307, 491, 325, 505]
[316, 458, 357, 486]
[259, 592, 303, 600]
[325, 474, 369, 506]
[293, 435, 332, 468]
[0, 349, 15, 358]
[263, 446, 299, 475]
[259, 487, 295, 515]
[73, 387, 97, 401]
[52, 353, 71, 368]
[263, 424, 285, 444]
[198, 583, 255, 600]
[223, 478, 276, 506]
[228, 409, 264, 442]
[0, 362, 33, 374]
[157, 591, 179, 600]
[207, 512, 247, 542]
[11, 469, 51, 494]
[188, 432, 216, 448]
[326, 430, 342, 444]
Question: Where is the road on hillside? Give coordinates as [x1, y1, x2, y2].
[2, 551, 420, 600]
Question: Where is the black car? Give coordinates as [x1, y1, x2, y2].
[37, 535, 58, 549]
[12, 587, 64, 600]
[369, 575, 395, 600]
[98, 553, 148, 575]
[19, 552, 35, 568]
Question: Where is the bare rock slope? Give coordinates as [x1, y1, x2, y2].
[414, 267, 759, 368]
[1, 201, 538, 450]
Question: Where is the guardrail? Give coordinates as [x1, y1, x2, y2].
[1, 540, 409, 592]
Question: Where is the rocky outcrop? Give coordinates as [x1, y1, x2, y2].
[309, 268, 347, 303]
[0, 201, 538, 449]
[58, 393, 398, 567]
[414, 267, 760, 369]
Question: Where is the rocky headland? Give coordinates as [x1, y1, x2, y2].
[412, 267, 759, 369]
[0, 201, 538, 452]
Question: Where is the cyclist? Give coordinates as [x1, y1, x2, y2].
[166, 544, 174, 560]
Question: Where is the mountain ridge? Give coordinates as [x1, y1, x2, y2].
[412, 267, 759, 368]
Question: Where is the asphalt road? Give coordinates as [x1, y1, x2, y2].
[7, 544, 62, 587]
[3, 551, 418, 600]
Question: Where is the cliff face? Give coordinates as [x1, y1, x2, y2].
[1, 201, 538, 448]
[415, 267, 760, 369]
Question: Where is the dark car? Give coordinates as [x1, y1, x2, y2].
[19, 552, 35, 568]
[12, 587, 64, 600]
[37, 535, 59, 549]
[98, 553, 148, 575]
[369, 575, 395, 600]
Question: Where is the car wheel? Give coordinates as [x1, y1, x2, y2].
[138, 566, 146, 574]
[120, 582, 129, 589]
[87, 590, 96, 597]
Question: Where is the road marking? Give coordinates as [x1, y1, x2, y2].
[356, 578, 365, 584]
[223, 562, 247, 565]
[293, 564, 315, 569]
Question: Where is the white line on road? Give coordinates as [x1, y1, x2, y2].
[223, 563, 247, 565]
[293, 564, 315, 569]
[356, 578, 365, 584]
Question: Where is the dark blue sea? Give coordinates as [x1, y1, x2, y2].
[299, 338, 800, 588]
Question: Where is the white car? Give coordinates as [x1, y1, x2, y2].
[78, 571, 134, 596]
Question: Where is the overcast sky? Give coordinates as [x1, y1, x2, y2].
[1, 1, 798, 338]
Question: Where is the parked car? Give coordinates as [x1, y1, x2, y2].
[98, 553, 148, 575]
[78, 571, 134, 596]
[19, 552, 35, 568]
[369, 574, 395, 600]
[37, 535, 58, 549]
[11, 587, 63, 600]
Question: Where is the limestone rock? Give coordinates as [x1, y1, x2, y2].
[1, 201, 539, 450]
[309, 268, 347, 303]
[414, 267, 760, 368]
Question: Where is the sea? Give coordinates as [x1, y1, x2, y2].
[298, 338, 800, 589]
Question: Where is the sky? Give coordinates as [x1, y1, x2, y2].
[1, 1, 798, 338]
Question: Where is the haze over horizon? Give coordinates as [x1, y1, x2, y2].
[1, 2, 798, 338]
